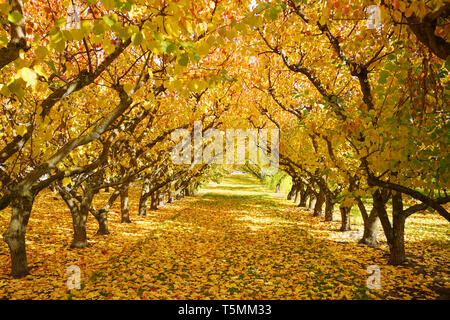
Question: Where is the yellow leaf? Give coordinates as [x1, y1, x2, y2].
[15, 124, 27, 136]
[18, 67, 37, 86]
[62, 177, 72, 186]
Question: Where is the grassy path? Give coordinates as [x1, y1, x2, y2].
[74, 174, 372, 299]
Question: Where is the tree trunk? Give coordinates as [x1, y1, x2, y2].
[138, 178, 151, 217]
[294, 189, 300, 203]
[389, 192, 406, 265]
[120, 184, 131, 223]
[287, 183, 296, 200]
[150, 191, 158, 210]
[91, 209, 109, 235]
[299, 185, 309, 207]
[308, 193, 316, 212]
[339, 205, 351, 231]
[58, 187, 89, 248]
[158, 191, 164, 206]
[91, 189, 119, 235]
[313, 188, 325, 217]
[358, 207, 379, 247]
[72, 189, 94, 248]
[373, 189, 394, 246]
[71, 208, 88, 248]
[138, 193, 149, 216]
[167, 190, 174, 203]
[324, 192, 334, 221]
[390, 213, 406, 265]
[3, 195, 34, 277]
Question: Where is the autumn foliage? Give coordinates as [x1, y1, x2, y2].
[0, 0, 448, 299]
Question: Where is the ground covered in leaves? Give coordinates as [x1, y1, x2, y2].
[0, 175, 448, 299]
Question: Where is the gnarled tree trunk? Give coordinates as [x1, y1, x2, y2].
[91, 190, 119, 235]
[313, 187, 325, 217]
[299, 184, 309, 207]
[158, 191, 164, 206]
[324, 192, 335, 221]
[120, 184, 131, 223]
[359, 208, 379, 247]
[308, 193, 316, 212]
[287, 182, 296, 200]
[150, 191, 158, 210]
[138, 178, 151, 217]
[3, 195, 34, 277]
[389, 192, 407, 265]
[58, 186, 94, 249]
[167, 189, 174, 203]
[339, 205, 351, 231]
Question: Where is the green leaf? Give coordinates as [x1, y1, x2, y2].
[93, 21, 105, 36]
[191, 52, 201, 62]
[178, 53, 189, 66]
[71, 28, 84, 41]
[45, 60, 57, 73]
[0, 33, 8, 48]
[7, 80, 24, 99]
[268, 5, 282, 20]
[55, 17, 67, 28]
[131, 32, 144, 46]
[101, 0, 116, 10]
[8, 11, 23, 24]
[103, 15, 116, 27]
[62, 30, 73, 42]
[161, 41, 175, 54]
[378, 70, 389, 84]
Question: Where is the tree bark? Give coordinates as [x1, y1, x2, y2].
[389, 192, 407, 265]
[373, 189, 394, 246]
[287, 182, 296, 200]
[120, 184, 131, 223]
[308, 193, 316, 212]
[58, 187, 93, 249]
[158, 191, 164, 206]
[406, 4, 450, 61]
[167, 189, 174, 203]
[73, 188, 95, 248]
[92, 209, 110, 235]
[339, 205, 351, 231]
[71, 210, 88, 248]
[150, 191, 158, 210]
[0, 0, 28, 70]
[324, 192, 335, 221]
[313, 187, 325, 217]
[299, 184, 309, 207]
[138, 178, 151, 216]
[91, 189, 119, 235]
[359, 207, 380, 247]
[3, 195, 34, 277]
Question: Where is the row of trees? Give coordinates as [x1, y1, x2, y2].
[0, 0, 253, 277]
[240, 0, 449, 265]
[0, 0, 448, 277]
